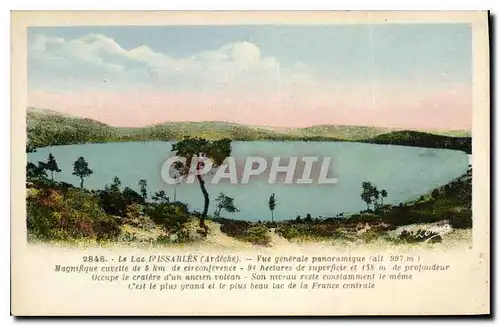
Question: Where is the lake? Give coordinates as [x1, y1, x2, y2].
[27, 141, 469, 221]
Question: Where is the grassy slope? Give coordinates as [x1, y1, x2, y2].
[27, 107, 472, 153]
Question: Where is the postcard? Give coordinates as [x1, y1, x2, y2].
[11, 11, 490, 316]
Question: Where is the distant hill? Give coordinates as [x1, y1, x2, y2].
[365, 130, 472, 154]
[26, 107, 472, 153]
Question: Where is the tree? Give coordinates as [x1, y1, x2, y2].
[361, 181, 383, 211]
[72, 156, 93, 188]
[380, 189, 388, 205]
[172, 137, 231, 231]
[431, 189, 440, 199]
[361, 181, 374, 210]
[110, 176, 121, 192]
[41, 153, 62, 181]
[138, 179, 148, 200]
[214, 192, 239, 217]
[26, 142, 36, 153]
[123, 186, 144, 205]
[268, 193, 276, 222]
[99, 177, 145, 216]
[361, 182, 387, 210]
[26, 162, 47, 182]
[100, 177, 125, 216]
[372, 187, 381, 210]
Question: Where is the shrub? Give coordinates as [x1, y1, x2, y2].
[26, 188, 120, 241]
[216, 219, 270, 245]
[276, 224, 300, 240]
[218, 218, 251, 238]
[156, 235, 171, 245]
[243, 225, 271, 246]
[264, 221, 277, 228]
[431, 189, 440, 198]
[118, 231, 138, 243]
[145, 202, 190, 232]
[332, 227, 350, 239]
[123, 204, 155, 229]
[360, 229, 382, 243]
[27, 194, 56, 240]
[309, 223, 341, 238]
[94, 216, 120, 241]
[448, 213, 473, 229]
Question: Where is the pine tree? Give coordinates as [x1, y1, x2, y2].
[45, 153, 61, 181]
[72, 157, 93, 188]
[268, 193, 277, 222]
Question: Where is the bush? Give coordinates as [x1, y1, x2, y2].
[381, 209, 441, 226]
[264, 221, 277, 228]
[218, 218, 251, 238]
[243, 225, 271, 246]
[123, 204, 155, 229]
[309, 223, 341, 238]
[145, 202, 190, 232]
[432, 189, 440, 198]
[98, 182, 145, 217]
[448, 213, 473, 229]
[359, 229, 382, 243]
[27, 188, 120, 241]
[216, 219, 270, 246]
[93, 216, 120, 241]
[276, 224, 300, 240]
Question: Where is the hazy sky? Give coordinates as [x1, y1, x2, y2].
[27, 24, 472, 129]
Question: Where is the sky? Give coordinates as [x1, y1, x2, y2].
[27, 24, 472, 130]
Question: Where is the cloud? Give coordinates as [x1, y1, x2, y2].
[28, 33, 308, 92]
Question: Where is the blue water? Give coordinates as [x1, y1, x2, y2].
[27, 141, 469, 221]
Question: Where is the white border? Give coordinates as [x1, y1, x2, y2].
[4, 1, 497, 325]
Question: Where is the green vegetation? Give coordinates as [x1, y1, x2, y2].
[268, 193, 277, 222]
[27, 187, 120, 242]
[27, 171, 198, 245]
[214, 218, 272, 246]
[27, 107, 471, 153]
[38, 153, 61, 181]
[214, 192, 240, 218]
[72, 156, 93, 188]
[360, 182, 388, 211]
[272, 168, 472, 243]
[365, 130, 472, 154]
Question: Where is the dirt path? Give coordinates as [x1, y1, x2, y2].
[190, 223, 297, 250]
